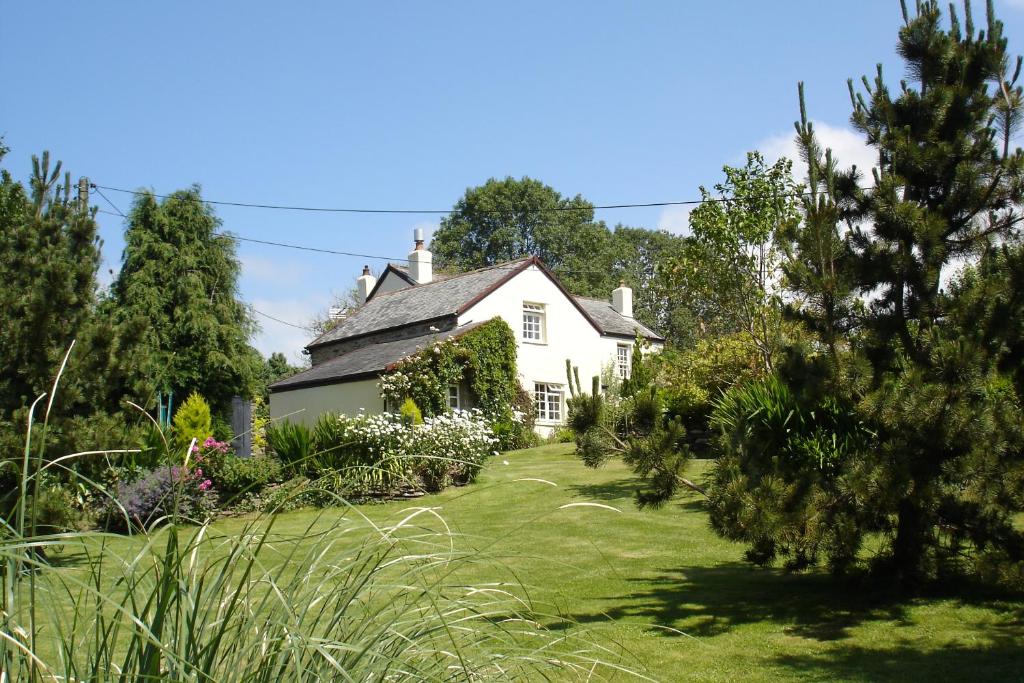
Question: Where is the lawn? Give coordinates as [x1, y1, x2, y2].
[53, 443, 1024, 681]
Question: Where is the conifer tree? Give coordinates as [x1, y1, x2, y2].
[0, 148, 102, 414]
[844, 0, 1024, 584]
[111, 188, 260, 414]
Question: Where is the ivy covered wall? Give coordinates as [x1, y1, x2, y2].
[379, 318, 522, 418]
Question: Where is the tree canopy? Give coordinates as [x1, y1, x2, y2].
[111, 188, 261, 413]
[430, 176, 689, 341]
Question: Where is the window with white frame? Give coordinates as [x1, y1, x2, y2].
[448, 384, 461, 410]
[522, 302, 545, 342]
[534, 383, 563, 422]
[617, 344, 631, 379]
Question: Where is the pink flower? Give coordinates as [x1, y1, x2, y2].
[198, 479, 212, 491]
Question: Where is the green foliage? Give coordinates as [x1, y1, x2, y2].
[215, 454, 284, 497]
[265, 420, 313, 476]
[430, 176, 613, 297]
[663, 153, 799, 359]
[111, 187, 261, 413]
[172, 392, 212, 455]
[709, 1, 1024, 586]
[380, 318, 529, 434]
[429, 176, 684, 339]
[399, 397, 423, 426]
[620, 335, 652, 398]
[707, 366, 873, 571]
[0, 151, 101, 416]
[654, 333, 762, 428]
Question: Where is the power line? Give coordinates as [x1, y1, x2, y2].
[92, 182, 810, 216]
[221, 234, 408, 262]
[251, 306, 314, 331]
[93, 186, 127, 218]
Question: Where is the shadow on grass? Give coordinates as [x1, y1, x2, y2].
[560, 561, 1024, 643]
[771, 631, 1024, 681]
[567, 478, 644, 502]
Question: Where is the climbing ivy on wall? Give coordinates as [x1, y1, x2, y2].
[379, 318, 520, 418]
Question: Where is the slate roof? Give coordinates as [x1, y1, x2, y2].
[272, 322, 487, 392]
[307, 258, 533, 349]
[574, 297, 664, 341]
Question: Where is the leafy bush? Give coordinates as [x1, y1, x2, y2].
[307, 410, 498, 497]
[266, 420, 312, 475]
[653, 333, 762, 429]
[172, 392, 213, 455]
[104, 465, 216, 532]
[215, 454, 284, 497]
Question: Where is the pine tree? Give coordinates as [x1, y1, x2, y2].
[0, 149, 102, 414]
[845, 0, 1024, 584]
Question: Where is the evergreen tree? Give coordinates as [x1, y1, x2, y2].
[111, 188, 260, 414]
[708, 1, 1024, 587]
[844, 0, 1024, 584]
[0, 148, 102, 414]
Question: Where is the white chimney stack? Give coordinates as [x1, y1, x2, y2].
[408, 228, 433, 284]
[356, 265, 376, 305]
[612, 282, 633, 318]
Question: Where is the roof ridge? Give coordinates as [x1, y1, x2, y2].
[367, 257, 533, 300]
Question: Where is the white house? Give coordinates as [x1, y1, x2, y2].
[269, 230, 664, 434]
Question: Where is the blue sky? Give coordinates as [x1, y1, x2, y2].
[4, 1, 1024, 361]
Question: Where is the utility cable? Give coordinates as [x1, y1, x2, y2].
[92, 182, 812, 216]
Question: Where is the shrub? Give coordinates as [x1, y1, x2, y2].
[172, 392, 213, 455]
[215, 454, 284, 497]
[311, 413, 413, 492]
[399, 398, 423, 426]
[266, 420, 313, 475]
[104, 465, 216, 532]
[706, 373, 873, 570]
[410, 409, 498, 490]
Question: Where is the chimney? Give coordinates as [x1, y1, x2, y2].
[356, 265, 376, 304]
[408, 227, 433, 284]
[612, 282, 633, 318]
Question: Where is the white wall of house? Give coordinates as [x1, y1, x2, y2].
[457, 264, 646, 435]
[373, 272, 412, 296]
[270, 378, 383, 427]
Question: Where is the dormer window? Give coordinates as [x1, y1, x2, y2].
[522, 302, 546, 342]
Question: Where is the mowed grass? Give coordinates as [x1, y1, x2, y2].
[58, 443, 1024, 681]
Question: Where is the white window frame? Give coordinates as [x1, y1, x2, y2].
[448, 384, 461, 410]
[522, 302, 546, 343]
[534, 382, 563, 423]
[617, 344, 631, 379]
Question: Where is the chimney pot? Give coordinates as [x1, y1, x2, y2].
[356, 266, 377, 305]
[409, 228, 433, 284]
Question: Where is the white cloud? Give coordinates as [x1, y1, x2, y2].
[656, 204, 692, 235]
[757, 121, 877, 186]
[250, 296, 324, 364]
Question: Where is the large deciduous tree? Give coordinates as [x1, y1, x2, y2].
[431, 176, 689, 341]
[112, 188, 260, 414]
[663, 153, 800, 363]
[431, 176, 613, 296]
